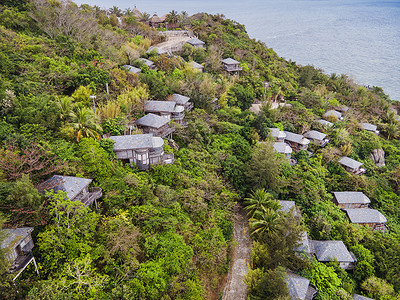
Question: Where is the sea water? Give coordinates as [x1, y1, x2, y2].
[74, 0, 400, 100]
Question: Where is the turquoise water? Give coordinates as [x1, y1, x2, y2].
[75, 0, 400, 100]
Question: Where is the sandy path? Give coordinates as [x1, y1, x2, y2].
[156, 36, 192, 52]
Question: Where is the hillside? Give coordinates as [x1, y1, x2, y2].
[1, 1, 400, 299]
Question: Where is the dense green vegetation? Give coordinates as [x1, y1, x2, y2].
[1, 1, 400, 299]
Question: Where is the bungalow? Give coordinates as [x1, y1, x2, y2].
[221, 58, 242, 73]
[344, 208, 387, 231]
[39, 175, 102, 208]
[132, 6, 141, 19]
[295, 232, 312, 255]
[309, 240, 357, 270]
[338, 156, 366, 175]
[332, 191, 370, 209]
[303, 130, 329, 147]
[354, 294, 374, 300]
[110, 134, 174, 170]
[360, 123, 380, 135]
[123, 65, 141, 74]
[335, 106, 350, 114]
[273, 142, 293, 159]
[149, 13, 162, 28]
[135, 113, 175, 138]
[284, 131, 310, 152]
[278, 200, 299, 217]
[285, 272, 317, 300]
[138, 58, 156, 70]
[167, 93, 194, 111]
[189, 61, 204, 72]
[269, 128, 286, 142]
[316, 119, 334, 127]
[186, 38, 205, 48]
[144, 100, 185, 124]
[1, 227, 39, 280]
[323, 110, 343, 121]
[146, 46, 168, 56]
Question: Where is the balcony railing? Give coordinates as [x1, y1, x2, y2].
[155, 126, 175, 138]
[224, 65, 242, 72]
[81, 187, 102, 207]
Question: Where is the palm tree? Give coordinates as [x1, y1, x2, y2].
[139, 12, 150, 22]
[166, 10, 179, 25]
[70, 107, 101, 142]
[249, 208, 280, 237]
[179, 11, 188, 27]
[244, 189, 281, 217]
[57, 97, 74, 124]
[382, 122, 400, 140]
[108, 6, 122, 17]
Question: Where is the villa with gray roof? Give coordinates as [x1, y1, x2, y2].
[360, 123, 379, 135]
[269, 128, 286, 142]
[146, 46, 168, 56]
[135, 113, 175, 138]
[123, 65, 141, 74]
[186, 38, 205, 48]
[309, 240, 357, 270]
[221, 58, 242, 73]
[1, 227, 39, 280]
[39, 175, 102, 208]
[167, 93, 194, 111]
[285, 272, 317, 300]
[303, 130, 329, 147]
[144, 100, 185, 125]
[354, 294, 374, 300]
[138, 58, 155, 70]
[332, 191, 370, 209]
[323, 110, 343, 121]
[338, 156, 366, 175]
[110, 134, 174, 170]
[316, 119, 334, 127]
[284, 131, 310, 152]
[278, 200, 299, 217]
[189, 61, 204, 72]
[344, 208, 387, 231]
[295, 232, 312, 255]
[274, 142, 293, 159]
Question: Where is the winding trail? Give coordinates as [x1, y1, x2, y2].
[223, 206, 252, 300]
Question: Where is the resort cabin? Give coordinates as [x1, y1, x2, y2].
[353, 294, 374, 300]
[149, 14, 162, 28]
[1, 227, 38, 279]
[273, 142, 293, 159]
[338, 156, 366, 175]
[284, 131, 310, 152]
[132, 6, 141, 19]
[323, 110, 343, 121]
[285, 272, 317, 300]
[278, 200, 299, 217]
[335, 106, 350, 114]
[316, 119, 334, 127]
[269, 128, 286, 142]
[360, 123, 380, 135]
[186, 38, 206, 48]
[146, 46, 168, 56]
[123, 65, 141, 74]
[144, 100, 185, 124]
[332, 191, 370, 209]
[189, 61, 204, 72]
[303, 130, 329, 147]
[344, 208, 387, 231]
[221, 58, 242, 73]
[39, 175, 102, 207]
[309, 240, 357, 270]
[167, 93, 194, 111]
[110, 134, 174, 170]
[294, 232, 312, 256]
[135, 113, 175, 138]
[138, 58, 156, 70]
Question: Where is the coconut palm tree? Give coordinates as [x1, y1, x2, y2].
[139, 12, 150, 22]
[179, 11, 188, 26]
[57, 97, 75, 124]
[70, 107, 101, 142]
[166, 10, 179, 26]
[249, 208, 280, 237]
[108, 6, 122, 17]
[244, 189, 281, 217]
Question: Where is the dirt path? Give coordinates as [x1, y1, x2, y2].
[223, 207, 252, 300]
[155, 36, 192, 53]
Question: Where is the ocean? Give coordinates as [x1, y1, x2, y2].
[74, 0, 400, 100]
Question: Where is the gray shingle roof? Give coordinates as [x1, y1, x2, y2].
[167, 93, 190, 105]
[122, 65, 141, 74]
[338, 156, 363, 169]
[221, 58, 240, 65]
[269, 128, 286, 139]
[284, 131, 310, 145]
[311, 240, 356, 263]
[295, 231, 311, 254]
[345, 208, 387, 224]
[274, 142, 292, 154]
[354, 294, 374, 300]
[186, 38, 205, 46]
[332, 191, 371, 204]
[138, 58, 154, 67]
[317, 119, 334, 127]
[189, 61, 204, 70]
[145, 100, 177, 113]
[285, 272, 311, 300]
[1, 227, 33, 249]
[278, 200, 296, 213]
[303, 130, 327, 141]
[135, 113, 170, 129]
[38, 175, 92, 201]
[146, 46, 167, 55]
[360, 123, 378, 132]
[323, 110, 342, 120]
[110, 134, 163, 151]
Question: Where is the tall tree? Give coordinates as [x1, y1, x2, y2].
[70, 107, 101, 142]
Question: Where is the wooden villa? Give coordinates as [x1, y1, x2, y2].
[1, 227, 39, 280]
[338, 156, 366, 175]
[344, 208, 387, 231]
[285, 272, 317, 300]
[332, 191, 370, 209]
[110, 134, 174, 170]
[186, 38, 206, 48]
[309, 240, 357, 270]
[144, 100, 185, 125]
[122, 65, 141, 74]
[39, 175, 102, 208]
[149, 13, 163, 28]
[360, 123, 380, 135]
[135, 113, 175, 138]
[284, 131, 310, 152]
[303, 130, 329, 147]
[269, 128, 286, 142]
[221, 58, 242, 74]
[167, 93, 194, 111]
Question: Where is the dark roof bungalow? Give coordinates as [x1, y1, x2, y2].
[146, 46, 168, 56]
[273, 142, 293, 159]
[144, 100, 185, 125]
[186, 38, 206, 48]
[338, 156, 366, 175]
[354, 294, 374, 300]
[167, 93, 194, 111]
[332, 191, 370, 209]
[303, 130, 329, 147]
[316, 119, 334, 127]
[138, 58, 155, 69]
[189, 61, 204, 72]
[360, 123, 379, 135]
[285, 272, 317, 300]
[221, 58, 242, 73]
[269, 128, 286, 142]
[310, 240, 357, 270]
[123, 65, 141, 74]
[135, 113, 175, 138]
[284, 131, 310, 152]
[344, 208, 387, 231]
[278, 200, 299, 217]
